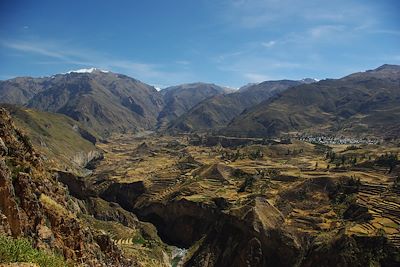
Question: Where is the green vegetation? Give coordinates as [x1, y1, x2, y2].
[133, 234, 146, 245]
[220, 148, 264, 161]
[325, 151, 359, 167]
[238, 175, 255, 193]
[331, 177, 360, 217]
[248, 148, 264, 160]
[0, 235, 68, 266]
[314, 143, 332, 153]
[343, 145, 361, 151]
[374, 153, 399, 173]
[285, 148, 304, 156]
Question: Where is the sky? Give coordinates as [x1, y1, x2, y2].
[0, 0, 399, 88]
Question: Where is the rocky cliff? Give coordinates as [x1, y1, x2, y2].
[0, 108, 134, 266]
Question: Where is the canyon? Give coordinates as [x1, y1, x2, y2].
[1, 65, 400, 266]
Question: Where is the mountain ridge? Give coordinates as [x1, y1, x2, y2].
[222, 64, 400, 138]
[1, 64, 399, 138]
[1, 70, 164, 137]
[157, 82, 231, 128]
[165, 79, 312, 133]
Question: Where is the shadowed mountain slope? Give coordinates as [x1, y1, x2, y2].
[158, 83, 230, 128]
[166, 80, 306, 132]
[23, 69, 164, 137]
[222, 65, 400, 138]
[0, 77, 49, 105]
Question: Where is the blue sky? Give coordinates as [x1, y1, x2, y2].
[0, 0, 399, 88]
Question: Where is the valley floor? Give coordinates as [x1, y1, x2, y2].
[82, 133, 400, 266]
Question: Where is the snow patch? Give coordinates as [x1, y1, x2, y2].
[65, 68, 109, 74]
[300, 78, 319, 83]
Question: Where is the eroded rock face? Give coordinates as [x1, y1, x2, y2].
[135, 199, 216, 247]
[0, 108, 133, 266]
[186, 198, 301, 267]
[55, 171, 97, 199]
[0, 161, 23, 237]
[86, 197, 140, 228]
[135, 197, 302, 267]
[72, 150, 103, 168]
[100, 181, 146, 211]
[129, 172, 400, 267]
[302, 234, 400, 267]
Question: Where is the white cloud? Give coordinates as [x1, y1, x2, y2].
[262, 41, 276, 48]
[309, 25, 346, 39]
[221, 0, 379, 32]
[217, 54, 303, 83]
[3, 41, 69, 60]
[1, 39, 195, 85]
[175, 60, 190, 65]
[244, 73, 270, 82]
[369, 29, 400, 36]
[1, 40, 92, 65]
[215, 50, 246, 63]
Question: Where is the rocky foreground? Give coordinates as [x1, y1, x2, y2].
[0, 108, 136, 266]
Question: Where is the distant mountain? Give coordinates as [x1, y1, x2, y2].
[237, 83, 258, 92]
[222, 65, 400, 138]
[158, 83, 230, 128]
[166, 80, 306, 133]
[0, 69, 164, 137]
[0, 77, 48, 105]
[300, 78, 319, 84]
[2, 65, 398, 139]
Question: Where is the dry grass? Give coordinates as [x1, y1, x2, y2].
[92, 134, 400, 245]
[39, 194, 73, 218]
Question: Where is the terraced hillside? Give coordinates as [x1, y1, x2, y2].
[75, 132, 400, 266]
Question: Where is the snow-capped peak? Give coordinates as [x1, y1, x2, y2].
[65, 68, 109, 74]
[300, 78, 319, 84]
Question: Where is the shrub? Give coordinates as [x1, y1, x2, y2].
[0, 235, 67, 266]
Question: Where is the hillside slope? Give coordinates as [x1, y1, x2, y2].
[27, 70, 164, 137]
[1, 104, 101, 174]
[223, 65, 400, 138]
[0, 77, 48, 105]
[0, 69, 164, 137]
[0, 108, 131, 266]
[158, 83, 230, 128]
[167, 80, 304, 132]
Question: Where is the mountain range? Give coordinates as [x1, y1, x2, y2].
[0, 64, 399, 139]
[157, 82, 232, 129]
[166, 79, 312, 133]
[222, 64, 400, 138]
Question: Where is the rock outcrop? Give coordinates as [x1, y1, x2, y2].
[134, 197, 301, 267]
[0, 108, 133, 266]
